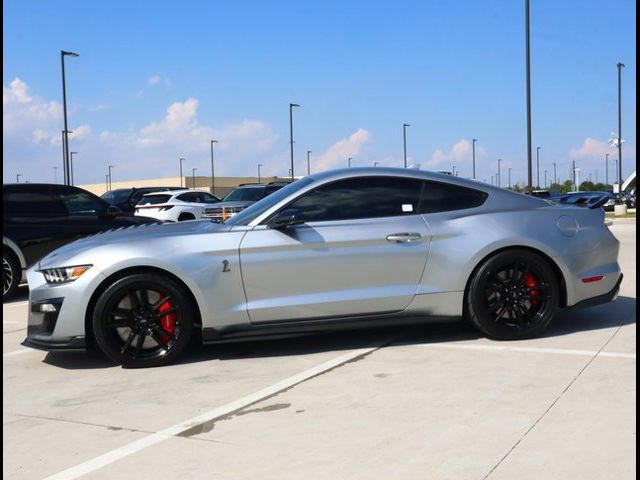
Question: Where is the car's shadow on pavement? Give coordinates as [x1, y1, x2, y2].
[42, 296, 636, 370]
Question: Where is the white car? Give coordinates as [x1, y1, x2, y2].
[134, 189, 221, 222]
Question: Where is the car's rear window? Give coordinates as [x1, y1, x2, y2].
[224, 187, 266, 202]
[138, 194, 172, 205]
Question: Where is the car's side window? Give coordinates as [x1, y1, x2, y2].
[4, 191, 67, 216]
[419, 181, 487, 214]
[176, 193, 194, 202]
[61, 192, 106, 215]
[287, 177, 423, 222]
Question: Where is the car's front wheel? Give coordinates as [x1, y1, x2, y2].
[466, 249, 560, 340]
[3, 250, 20, 301]
[92, 274, 194, 367]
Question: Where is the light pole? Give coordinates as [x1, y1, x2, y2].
[258, 163, 263, 183]
[497, 159, 502, 187]
[348, 157, 352, 168]
[53, 166, 58, 183]
[306, 150, 312, 176]
[571, 160, 576, 191]
[553, 162, 557, 186]
[289, 103, 300, 181]
[16, 174, 23, 183]
[491, 175, 494, 186]
[60, 50, 79, 185]
[536, 146, 541, 188]
[179, 158, 185, 188]
[508, 167, 512, 188]
[525, 0, 533, 192]
[452, 165, 456, 176]
[70, 151, 78, 185]
[374, 161, 379, 167]
[191, 168, 198, 189]
[616, 62, 625, 198]
[472, 138, 478, 179]
[108, 165, 114, 191]
[403, 123, 410, 168]
[210, 140, 218, 195]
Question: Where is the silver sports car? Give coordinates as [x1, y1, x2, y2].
[25, 168, 622, 367]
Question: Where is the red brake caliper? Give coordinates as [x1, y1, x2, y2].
[524, 273, 539, 308]
[158, 297, 176, 343]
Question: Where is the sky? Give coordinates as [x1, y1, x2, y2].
[3, 0, 637, 187]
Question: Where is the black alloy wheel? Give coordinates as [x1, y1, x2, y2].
[93, 274, 194, 367]
[3, 251, 20, 301]
[466, 249, 559, 340]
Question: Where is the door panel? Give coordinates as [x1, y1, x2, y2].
[239, 215, 431, 323]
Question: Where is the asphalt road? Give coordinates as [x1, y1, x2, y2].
[3, 222, 636, 480]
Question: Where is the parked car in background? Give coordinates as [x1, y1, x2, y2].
[23, 168, 621, 367]
[101, 187, 184, 214]
[134, 189, 221, 222]
[205, 181, 292, 222]
[3, 183, 158, 300]
[530, 189, 561, 199]
[548, 191, 614, 210]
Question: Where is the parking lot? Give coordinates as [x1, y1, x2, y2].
[3, 221, 635, 480]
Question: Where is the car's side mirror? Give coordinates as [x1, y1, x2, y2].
[268, 209, 304, 230]
[107, 205, 123, 217]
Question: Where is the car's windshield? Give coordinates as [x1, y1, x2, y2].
[101, 189, 131, 204]
[224, 187, 266, 202]
[225, 178, 315, 226]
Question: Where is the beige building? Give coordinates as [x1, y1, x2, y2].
[79, 175, 287, 198]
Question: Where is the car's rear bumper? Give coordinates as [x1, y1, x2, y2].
[568, 274, 623, 310]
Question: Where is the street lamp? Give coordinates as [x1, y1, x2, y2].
[553, 162, 557, 186]
[616, 62, 625, 198]
[289, 103, 300, 181]
[108, 165, 114, 191]
[306, 150, 312, 176]
[179, 158, 185, 188]
[452, 165, 456, 176]
[497, 159, 502, 187]
[508, 167, 512, 188]
[191, 168, 198, 189]
[403, 123, 410, 168]
[60, 50, 79, 185]
[525, 0, 533, 192]
[258, 163, 263, 183]
[472, 138, 478, 179]
[536, 146, 541, 188]
[348, 157, 352, 168]
[16, 174, 23, 183]
[210, 140, 218, 195]
[374, 162, 379, 167]
[70, 151, 78, 185]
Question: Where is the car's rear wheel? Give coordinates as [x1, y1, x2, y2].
[92, 274, 194, 367]
[466, 249, 560, 340]
[3, 250, 20, 301]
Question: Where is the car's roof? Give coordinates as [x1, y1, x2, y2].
[142, 189, 212, 196]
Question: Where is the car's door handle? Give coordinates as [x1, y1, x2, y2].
[386, 232, 423, 243]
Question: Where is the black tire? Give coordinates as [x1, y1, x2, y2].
[177, 213, 195, 222]
[3, 250, 20, 301]
[92, 274, 194, 367]
[465, 249, 560, 340]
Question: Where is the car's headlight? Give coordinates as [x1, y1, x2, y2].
[40, 265, 92, 284]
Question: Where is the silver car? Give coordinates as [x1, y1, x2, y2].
[25, 168, 622, 367]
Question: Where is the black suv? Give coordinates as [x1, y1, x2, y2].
[203, 181, 293, 222]
[3, 184, 158, 300]
[101, 186, 184, 213]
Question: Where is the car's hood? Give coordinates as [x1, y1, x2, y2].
[39, 220, 231, 268]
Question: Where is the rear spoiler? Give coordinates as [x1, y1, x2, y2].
[551, 193, 611, 210]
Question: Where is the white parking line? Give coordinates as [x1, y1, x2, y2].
[42, 342, 387, 480]
[418, 342, 636, 359]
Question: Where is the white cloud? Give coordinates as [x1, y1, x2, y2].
[3, 77, 62, 138]
[426, 139, 484, 168]
[569, 137, 612, 159]
[314, 129, 371, 171]
[148, 75, 162, 86]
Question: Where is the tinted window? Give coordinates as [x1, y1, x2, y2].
[60, 192, 106, 215]
[4, 191, 67, 216]
[224, 187, 266, 202]
[288, 177, 423, 222]
[102, 189, 132, 204]
[419, 181, 487, 213]
[139, 194, 172, 205]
